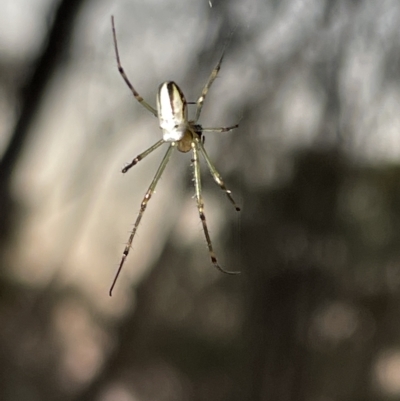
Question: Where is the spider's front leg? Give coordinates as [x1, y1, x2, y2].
[110, 144, 175, 296]
[191, 140, 240, 275]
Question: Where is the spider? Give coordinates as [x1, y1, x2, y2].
[110, 16, 240, 296]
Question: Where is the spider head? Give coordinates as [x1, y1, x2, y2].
[157, 81, 188, 142]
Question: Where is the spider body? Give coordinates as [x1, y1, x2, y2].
[157, 81, 196, 152]
[157, 81, 188, 143]
[110, 16, 240, 296]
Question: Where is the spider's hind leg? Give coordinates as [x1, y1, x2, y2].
[111, 16, 158, 116]
[194, 48, 226, 123]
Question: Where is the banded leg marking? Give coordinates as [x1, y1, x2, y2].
[197, 139, 240, 212]
[191, 141, 240, 275]
[122, 139, 165, 173]
[110, 144, 175, 295]
[111, 16, 158, 117]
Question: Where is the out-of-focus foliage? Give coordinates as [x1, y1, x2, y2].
[2, 0, 400, 400]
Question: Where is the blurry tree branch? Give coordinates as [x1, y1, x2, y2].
[0, 0, 87, 239]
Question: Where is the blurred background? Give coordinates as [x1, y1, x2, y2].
[2, 0, 400, 400]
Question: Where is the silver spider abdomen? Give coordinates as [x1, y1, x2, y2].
[157, 81, 188, 142]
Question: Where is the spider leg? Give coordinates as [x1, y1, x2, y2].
[111, 16, 158, 117]
[197, 138, 240, 212]
[194, 48, 226, 123]
[110, 144, 175, 296]
[191, 141, 240, 275]
[122, 139, 164, 173]
[200, 124, 239, 133]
